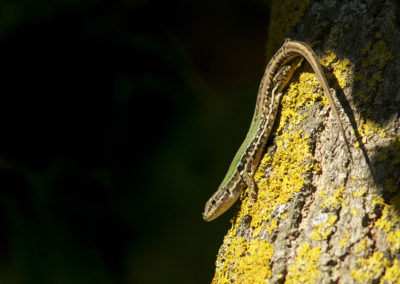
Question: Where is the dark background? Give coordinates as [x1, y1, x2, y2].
[0, 0, 271, 283]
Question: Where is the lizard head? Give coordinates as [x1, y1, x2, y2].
[202, 178, 245, 222]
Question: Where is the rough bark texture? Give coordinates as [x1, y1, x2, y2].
[211, 0, 400, 283]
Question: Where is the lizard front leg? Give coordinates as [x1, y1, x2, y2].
[242, 170, 258, 203]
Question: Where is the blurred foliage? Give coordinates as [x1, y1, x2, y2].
[0, 0, 270, 283]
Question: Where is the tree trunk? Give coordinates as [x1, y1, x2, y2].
[210, 1, 400, 283]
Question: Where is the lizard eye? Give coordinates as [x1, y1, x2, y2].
[211, 200, 216, 205]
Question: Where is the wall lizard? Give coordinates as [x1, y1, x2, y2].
[203, 40, 350, 222]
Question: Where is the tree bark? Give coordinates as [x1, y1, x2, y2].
[211, 0, 400, 283]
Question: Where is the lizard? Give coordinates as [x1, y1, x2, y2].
[202, 40, 351, 222]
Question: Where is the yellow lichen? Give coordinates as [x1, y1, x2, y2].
[339, 232, 351, 248]
[276, 71, 328, 134]
[360, 40, 393, 69]
[353, 188, 366, 198]
[266, 219, 278, 235]
[387, 230, 400, 251]
[248, 127, 315, 236]
[374, 192, 400, 236]
[355, 239, 369, 253]
[381, 259, 400, 283]
[285, 243, 321, 284]
[320, 50, 352, 88]
[319, 186, 346, 208]
[353, 37, 393, 123]
[351, 209, 359, 216]
[343, 196, 350, 210]
[376, 136, 400, 164]
[267, 0, 310, 58]
[372, 195, 385, 206]
[357, 118, 386, 143]
[376, 205, 394, 233]
[354, 38, 393, 112]
[311, 216, 338, 241]
[350, 252, 389, 282]
[212, 238, 274, 284]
